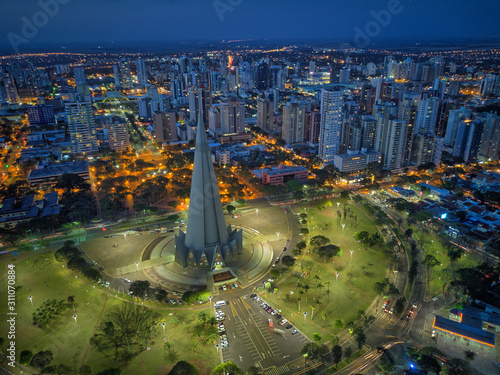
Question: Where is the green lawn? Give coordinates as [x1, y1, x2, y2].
[412, 227, 480, 298]
[0, 253, 218, 374]
[264, 199, 389, 340]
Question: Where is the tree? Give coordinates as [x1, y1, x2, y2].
[20, 350, 33, 365]
[299, 228, 309, 235]
[296, 241, 306, 250]
[317, 244, 342, 258]
[331, 345, 342, 368]
[417, 354, 442, 374]
[30, 350, 53, 370]
[226, 205, 236, 214]
[340, 190, 351, 200]
[212, 361, 243, 375]
[300, 342, 324, 362]
[197, 311, 208, 324]
[55, 173, 90, 193]
[310, 235, 330, 248]
[168, 200, 179, 210]
[355, 331, 366, 350]
[464, 350, 476, 362]
[312, 333, 322, 342]
[447, 248, 462, 262]
[67, 295, 75, 311]
[129, 280, 151, 299]
[167, 360, 200, 375]
[405, 228, 413, 238]
[170, 317, 180, 325]
[287, 180, 303, 192]
[164, 341, 175, 354]
[394, 298, 405, 315]
[90, 303, 160, 362]
[282, 255, 296, 268]
[379, 351, 395, 372]
[423, 254, 440, 268]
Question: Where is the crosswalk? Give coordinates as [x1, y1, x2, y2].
[265, 365, 291, 375]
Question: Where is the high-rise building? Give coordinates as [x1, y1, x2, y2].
[118, 59, 133, 89]
[319, 87, 343, 164]
[106, 121, 130, 152]
[256, 61, 269, 91]
[27, 105, 55, 126]
[375, 116, 407, 170]
[138, 98, 152, 119]
[415, 97, 440, 134]
[339, 68, 350, 84]
[361, 115, 377, 150]
[66, 101, 98, 154]
[257, 98, 274, 131]
[410, 133, 436, 166]
[453, 119, 484, 162]
[220, 99, 245, 134]
[208, 105, 220, 132]
[282, 102, 306, 144]
[174, 111, 243, 268]
[444, 108, 472, 146]
[478, 113, 500, 161]
[113, 64, 121, 88]
[304, 109, 321, 144]
[154, 111, 178, 143]
[74, 66, 85, 87]
[136, 59, 148, 87]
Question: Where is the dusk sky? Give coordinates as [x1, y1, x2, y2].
[1, 0, 500, 49]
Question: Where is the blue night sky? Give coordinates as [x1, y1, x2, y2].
[0, 0, 499, 47]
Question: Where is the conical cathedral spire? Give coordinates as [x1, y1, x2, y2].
[174, 91, 243, 268]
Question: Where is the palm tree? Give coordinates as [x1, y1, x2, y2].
[464, 350, 476, 362]
[197, 312, 207, 324]
[208, 316, 217, 326]
[314, 275, 321, 283]
[304, 285, 310, 302]
[317, 282, 324, 291]
[170, 317, 180, 325]
[163, 341, 174, 354]
[298, 291, 304, 311]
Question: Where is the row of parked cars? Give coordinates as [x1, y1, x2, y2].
[216, 306, 229, 349]
[218, 283, 239, 291]
[250, 294, 298, 335]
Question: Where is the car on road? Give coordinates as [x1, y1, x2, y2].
[383, 299, 390, 309]
[275, 257, 280, 264]
[291, 329, 299, 335]
[413, 302, 418, 308]
[389, 307, 394, 314]
[406, 313, 412, 320]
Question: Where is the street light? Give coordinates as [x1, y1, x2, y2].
[136, 262, 139, 270]
[216, 344, 219, 355]
[303, 312, 307, 325]
[337, 202, 340, 209]
[277, 232, 280, 240]
[162, 323, 166, 338]
[350, 249, 354, 264]
[29, 296, 33, 309]
[73, 315, 77, 326]
[336, 272, 339, 283]
[209, 296, 212, 307]
[256, 209, 259, 216]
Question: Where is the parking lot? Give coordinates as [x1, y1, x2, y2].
[214, 294, 309, 374]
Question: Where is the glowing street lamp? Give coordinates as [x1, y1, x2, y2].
[277, 232, 280, 240]
[162, 323, 166, 338]
[136, 262, 139, 270]
[73, 315, 78, 326]
[350, 249, 354, 264]
[336, 272, 339, 283]
[303, 312, 307, 325]
[29, 296, 33, 309]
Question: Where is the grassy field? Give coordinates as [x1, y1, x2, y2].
[0, 252, 218, 375]
[263, 199, 390, 341]
[411, 227, 480, 298]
